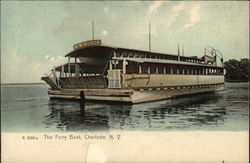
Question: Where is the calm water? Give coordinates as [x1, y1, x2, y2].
[1, 82, 249, 132]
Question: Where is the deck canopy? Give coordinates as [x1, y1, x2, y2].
[57, 44, 211, 74]
[65, 46, 114, 58]
[64, 46, 115, 74]
[65, 45, 203, 63]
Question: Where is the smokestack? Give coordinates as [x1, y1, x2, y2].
[92, 21, 94, 40]
[178, 43, 180, 61]
[149, 20, 151, 52]
[182, 44, 184, 56]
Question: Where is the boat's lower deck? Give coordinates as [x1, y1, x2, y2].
[48, 83, 225, 103]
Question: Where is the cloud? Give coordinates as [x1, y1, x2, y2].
[104, 7, 108, 13]
[184, 4, 201, 28]
[102, 30, 108, 36]
[157, 1, 186, 29]
[150, 2, 201, 31]
[128, 2, 184, 40]
[44, 55, 66, 64]
[49, 57, 55, 63]
[172, 1, 185, 11]
[148, 1, 165, 15]
[2, 49, 49, 83]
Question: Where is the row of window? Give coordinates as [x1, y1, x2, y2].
[113, 50, 202, 63]
[113, 61, 223, 75]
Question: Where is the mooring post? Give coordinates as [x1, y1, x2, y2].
[80, 90, 85, 112]
[80, 91, 85, 102]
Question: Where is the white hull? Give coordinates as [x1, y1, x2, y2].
[49, 83, 224, 103]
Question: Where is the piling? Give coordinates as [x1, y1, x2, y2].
[80, 91, 85, 112]
[80, 91, 85, 102]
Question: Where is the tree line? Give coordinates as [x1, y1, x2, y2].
[223, 58, 249, 81]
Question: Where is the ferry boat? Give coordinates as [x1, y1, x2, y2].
[42, 40, 225, 103]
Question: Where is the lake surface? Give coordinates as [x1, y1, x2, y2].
[1, 82, 249, 132]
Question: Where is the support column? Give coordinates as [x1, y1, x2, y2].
[61, 65, 64, 77]
[75, 57, 79, 77]
[122, 60, 126, 74]
[122, 60, 128, 88]
[68, 57, 71, 77]
[139, 64, 142, 74]
[109, 60, 112, 70]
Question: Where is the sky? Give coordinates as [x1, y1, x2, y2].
[1, 1, 249, 83]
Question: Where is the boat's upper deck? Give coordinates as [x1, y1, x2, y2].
[64, 40, 222, 68]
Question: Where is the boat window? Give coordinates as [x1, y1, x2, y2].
[122, 52, 128, 57]
[129, 52, 134, 58]
[142, 65, 147, 73]
[172, 65, 178, 74]
[141, 54, 145, 58]
[116, 52, 121, 57]
[165, 65, 170, 74]
[135, 52, 140, 58]
[150, 65, 156, 74]
[126, 62, 139, 74]
[157, 65, 163, 74]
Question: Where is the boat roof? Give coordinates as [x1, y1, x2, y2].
[65, 45, 203, 61]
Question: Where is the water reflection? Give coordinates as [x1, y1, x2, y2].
[45, 100, 110, 131]
[44, 92, 229, 131]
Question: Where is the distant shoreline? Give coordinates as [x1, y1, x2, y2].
[225, 79, 249, 83]
[1, 83, 46, 85]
